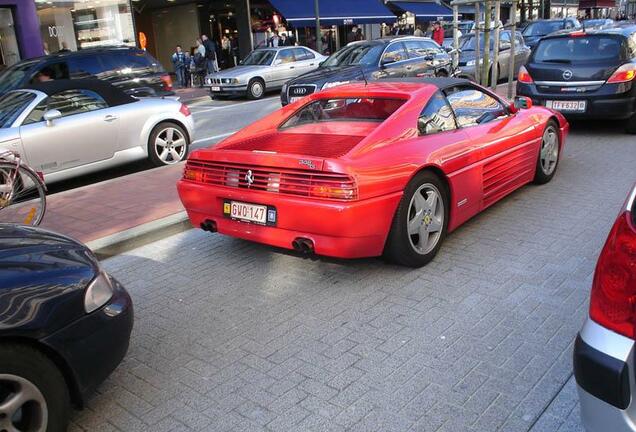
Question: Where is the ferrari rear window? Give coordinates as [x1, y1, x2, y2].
[281, 98, 405, 129]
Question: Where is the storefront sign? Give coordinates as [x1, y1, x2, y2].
[48, 25, 64, 38]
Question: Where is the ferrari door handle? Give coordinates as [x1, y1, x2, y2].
[104, 115, 118, 122]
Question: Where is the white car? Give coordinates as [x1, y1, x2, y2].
[0, 79, 195, 183]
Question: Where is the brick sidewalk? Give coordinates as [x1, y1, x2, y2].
[39, 164, 184, 244]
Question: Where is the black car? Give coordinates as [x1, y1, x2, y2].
[0, 225, 133, 432]
[516, 24, 636, 133]
[0, 46, 173, 98]
[520, 18, 581, 49]
[281, 37, 453, 106]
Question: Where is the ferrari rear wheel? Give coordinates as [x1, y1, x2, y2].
[533, 120, 560, 184]
[384, 171, 449, 267]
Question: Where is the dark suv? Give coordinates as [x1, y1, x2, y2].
[0, 47, 173, 97]
[516, 25, 636, 133]
[521, 18, 582, 49]
[281, 37, 453, 106]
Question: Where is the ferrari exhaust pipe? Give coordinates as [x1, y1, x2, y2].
[200, 220, 217, 233]
[292, 237, 314, 254]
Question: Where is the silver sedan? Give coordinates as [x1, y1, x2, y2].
[0, 79, 195, 184]
[206, 46, 326, 99]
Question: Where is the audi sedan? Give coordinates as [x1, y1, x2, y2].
[206, 46, 326, 100]
[0, 224, 133, 432]
[0, 79, 195, 184]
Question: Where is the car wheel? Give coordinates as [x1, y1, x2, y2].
[148, 122, 190, 167]
[247, 78, 265, 100]
[626, 112, 636, 134]
[384, 171, 449, 267]
[533, 120, 560, 184]
[0, 344, 70, 432]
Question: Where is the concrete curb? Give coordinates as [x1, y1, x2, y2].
[87, 211, 192, 260]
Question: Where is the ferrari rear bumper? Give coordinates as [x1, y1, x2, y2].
[177, 180, 402, 259]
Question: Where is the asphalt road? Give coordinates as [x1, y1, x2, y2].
[46, 95, 282, 195]
[69, 117, 636, 432]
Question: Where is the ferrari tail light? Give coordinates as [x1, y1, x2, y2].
[310, 180, 357, 200]
[161, 74, 173, 91]
[183, 165, 203, 182]
[518, 66, 533, 84]
[589, 208, 636, 339]
[606, 63, 636, 84]
[179, 103, 191, 117]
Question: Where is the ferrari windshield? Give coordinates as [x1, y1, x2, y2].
[281, 98, 405, 128]
[0, 92, 35, 128]
[242, 50, 276, 66]
[321, 44, 385, 67]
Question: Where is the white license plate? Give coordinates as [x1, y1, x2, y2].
[227, 201, 267, 224]
[289, 96, 302, 104]
[546, 100, 586, 112]
[211, 86, 221, 92]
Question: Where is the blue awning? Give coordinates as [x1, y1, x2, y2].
[391, 1, 454, 19]
[269, 0, 397, 27]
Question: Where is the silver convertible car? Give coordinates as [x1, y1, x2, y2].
[0, 79, 195, 183]
[206, 46, 326, 99]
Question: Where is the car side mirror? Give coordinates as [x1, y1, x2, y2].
[513, 96, 532, 110]
[43, 109, 62, 126]
[273, 59, 282, 66]
[381, 58, 396, 67]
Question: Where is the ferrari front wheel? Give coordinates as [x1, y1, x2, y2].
[384, 171, 449, 267]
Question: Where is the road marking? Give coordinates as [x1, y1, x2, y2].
[189, 96, 278, 115]
[192, 131, 237, 145]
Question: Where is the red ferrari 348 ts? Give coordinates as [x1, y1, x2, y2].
[178, 78, 568, 267]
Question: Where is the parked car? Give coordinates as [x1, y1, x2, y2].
[573, 182, 636, 432]
[520, 18, 581, 48]
[0, 79, 194, 183]
[280, 37, 453, 106]
[0, 46, 173, 98]
[456, 30, 531, 82]
[582, 18, 615, 29]
[205, 46, 326, 100]
[179, 77, 568, 267]
[516, 24, 636, 133]
[0, 224, 133, 432]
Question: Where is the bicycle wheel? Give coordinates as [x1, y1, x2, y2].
[0, 162, 46, 226]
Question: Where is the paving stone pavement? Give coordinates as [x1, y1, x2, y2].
[69, 120, 635, 432]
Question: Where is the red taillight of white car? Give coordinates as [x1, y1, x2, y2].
[518, 65, 533, 84]
[179, 103, 191, 117]
[606, 63, 636, 84]
[589, 186, 636, 338]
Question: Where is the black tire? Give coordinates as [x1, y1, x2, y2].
[0, 344, 70, 432]
[533, 120, 560, 185]
[384, 171, 449, 267]
[626, 112, 636, 134]
[246, 78, 265, 100]
[147, 122, 190, 167]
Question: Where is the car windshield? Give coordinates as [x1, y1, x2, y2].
[523, 21, 564, 36]
[0, 92, 36, 128]
[459, 22, 473, 33]
[583, 19, 610, 27]
[0, 62, 37, 94]
[460, 35, 496, 51]
[242, 50, 276, 66]
[281, 98, 405, 128]
[321, 44, 385, 67]
[534, 35, 623, 63]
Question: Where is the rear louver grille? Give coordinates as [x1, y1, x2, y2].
[185, 160, 357, 200]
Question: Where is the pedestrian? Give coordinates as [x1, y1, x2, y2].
[414, 25, 424, 37]
[221, 35, 231, 69]
[193, 39, 207, 87]
[287, 31, 297, 46]
[171, 45, 187, 88]
[183, 51, 192, 87]
[280, 32, 288, 46]
[268, 30, 280, 47]
[432, 21, 444, 46]
[355, 27, 365, 41]
[347, 26, 358, 43]
[201, 34, 218, 74]
[321, 30, 336, 55]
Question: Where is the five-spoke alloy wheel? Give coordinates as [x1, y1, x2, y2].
[534, 120, 560, 184]
[148, 122, 189, 167]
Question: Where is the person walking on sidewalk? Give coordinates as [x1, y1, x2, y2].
[171, 45, 187, 88]
[201, 34, 218, 74]
[432, 21, 444, 46]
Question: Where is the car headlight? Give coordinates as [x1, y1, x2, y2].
[322, 80, 351, 90]
[84, 272, 114, 313]
[230, 78, 240, 84]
